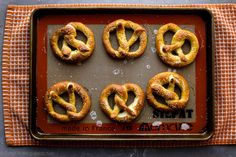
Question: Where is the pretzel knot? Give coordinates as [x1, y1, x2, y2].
[100, 83, 145, 122]
[103, 19, 147, 59]
[50, 22, 95, 63]
[146, 72, 190, 111]
[156, 23, 199, 67]
[44, 81, 91, 122]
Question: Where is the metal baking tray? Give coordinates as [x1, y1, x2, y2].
[30, 7, 214, 141]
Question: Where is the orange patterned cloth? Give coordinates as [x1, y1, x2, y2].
[2, 3, 236, 146]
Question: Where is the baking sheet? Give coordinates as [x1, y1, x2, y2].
[30, 8, 214, 140]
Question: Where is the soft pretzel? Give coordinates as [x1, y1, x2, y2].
[146, 72, 190, 111]
[100, 83, 145, 122]
[103, 19, 147, 59]
[156, 23, 199, 67]
[44, 81, 91, 122]
[50, 22, 95, 63]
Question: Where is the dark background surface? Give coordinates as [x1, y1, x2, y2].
[0, 0, 236, 157]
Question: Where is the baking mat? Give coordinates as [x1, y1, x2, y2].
[39, 23, 198, 135]
[2, 3, 236, 146]
[32, 9, 209, 139]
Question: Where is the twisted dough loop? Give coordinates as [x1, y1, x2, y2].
[156, 23, 199, 67]
[50, 22, 95, 63]
[103, 19, 147, 59]
[146, 72, 190, 111]
[45, 81, 91, 122]
[100, 83, 145, 122]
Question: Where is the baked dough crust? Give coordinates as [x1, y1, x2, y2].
[103, 19, 147, 59]
[146, 72, 190, 111]
[100, 83, 145, 122]
[44, 81, 91, 122]
[156, 23, 199, 67]
[50, 22, 95, 63]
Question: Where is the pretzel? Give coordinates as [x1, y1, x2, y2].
[100, 83, 145, 122]
[103, 19, 147, 59]
[44, 81, 91, 122]
[50, 22, 95, 63]
[156, 23, 199, 67]
[146, 72, 190, 111]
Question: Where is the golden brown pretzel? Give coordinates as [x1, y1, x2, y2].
[50, 22, 95, 63]
[44, 81, 91, 122]
[100, 83, 145, 122]
[156, 23, 199, 67]
[103, 19, 147, 59]
[146, 72, 190, 111]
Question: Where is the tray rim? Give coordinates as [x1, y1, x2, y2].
[29, 7, 215, 141]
